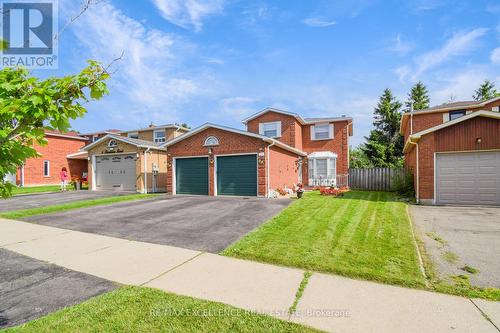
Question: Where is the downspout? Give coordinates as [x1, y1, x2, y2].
[266, 141, 276, 198]
[407, 140, 419, 204]
[144, 148, 151, 194]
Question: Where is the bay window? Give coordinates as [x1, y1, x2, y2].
[307, 152, 337, 186]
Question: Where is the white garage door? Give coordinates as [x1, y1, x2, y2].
[95, 154, 136, 191]
[436, 151, 500, 205]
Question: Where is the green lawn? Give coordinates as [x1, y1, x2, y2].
[11, 185, 67, 195]
[4, 287, 321, 333]
[223, 191, 426, 288]
[0, 194, 159, 219]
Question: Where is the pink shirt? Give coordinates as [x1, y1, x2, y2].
[60, 170, 68, 181]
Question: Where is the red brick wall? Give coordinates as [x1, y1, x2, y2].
[269, 146, 300, 190]
[301, 121, 350, 175]
[166, 128, 268, 196]
[20, 135, 87, 186]
[247, 111, 302, 148]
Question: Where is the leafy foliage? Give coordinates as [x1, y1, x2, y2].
[349, 146, 374, 168]
[405, 81, 430, 112]
[362, 89, 404, 167]
[392, 171, 415, 198]
[473, 79, 499, 101]
[0, 61, 109, 198]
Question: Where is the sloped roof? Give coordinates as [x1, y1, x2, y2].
[44, 130, 88, 141]
[241, 107, 352, 125]
[161, 122, 307, 156]
[82, 134, 165, 151]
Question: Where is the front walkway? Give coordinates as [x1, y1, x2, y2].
[1, 218, 498, 333]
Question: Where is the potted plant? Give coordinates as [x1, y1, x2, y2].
[296, 183, 304, 199]
[71, 177, 81, 190]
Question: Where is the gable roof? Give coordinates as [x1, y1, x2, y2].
[406, 96, 500, 115]
[403, 110, 500, 153]
[241, 107, 352, 125]
[44, 130, 88, 141]
[120, 124, 189, 134]
[82, 134, 165, 151]
[161, 122, 307, 156]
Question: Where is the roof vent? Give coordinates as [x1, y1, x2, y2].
[148, 122, 155, 128]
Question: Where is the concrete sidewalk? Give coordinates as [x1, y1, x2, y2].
[1, 218, 499, 333]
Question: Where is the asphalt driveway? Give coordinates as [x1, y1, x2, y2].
[0, 248, 116, 329]
[411, 205, 500, 288]
[0, 190, 133, 212]
[24, 196, 291, 253]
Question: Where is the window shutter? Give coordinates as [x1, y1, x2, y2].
[310, 125, 315, 140]
[329, 124, 334, 139]
[276, 122, 282, 137]
[258, 123, 263, 135]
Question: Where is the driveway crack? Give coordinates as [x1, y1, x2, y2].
[469, 298, 500, 332]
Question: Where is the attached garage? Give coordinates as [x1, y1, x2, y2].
[436, 151, 500, 205]
[216, 155, 257, 196]
[175, 157, 209, 195]
[95, 154, 136, 191]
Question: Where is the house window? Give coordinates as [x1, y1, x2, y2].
[43, 160, 50, 177]
[316, 159, 328, 178]
[128, 132, 139, 139]
[308, 156, 337, 186]
[259, 121, 281, 138]
[449, 110, 466, 121]
[92, 135, 99, 142]
[311, 123, 333, 140]
[204, 136, 219, 146]
[154, 130, 166, 143]
[107, 139, 118, 147]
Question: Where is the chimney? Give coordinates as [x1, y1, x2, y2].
[148, 122, 155, 128]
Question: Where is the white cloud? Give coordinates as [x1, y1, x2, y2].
[389, 34, 415, 55]
[152, 0, 224, 31]
[67, 1, 205, 125]
[215, 97, 259, 120]
[431, 68, 489, 104]
[486, 4, 500, 13]
[491, 47, 500, 64]
[394, 65, 412, 82]
[302, 17, 336, 27]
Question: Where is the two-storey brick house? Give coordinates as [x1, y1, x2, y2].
[400, 97, 500, 205]
[163, 108, 353, 197]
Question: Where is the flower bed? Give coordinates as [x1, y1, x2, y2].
[318, 186, 350, 197]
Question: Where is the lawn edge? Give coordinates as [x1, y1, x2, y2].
[406, 205, 430, 287]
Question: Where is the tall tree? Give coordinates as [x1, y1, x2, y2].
[0, 62, 110, 198]
[362, 89, 404, 167]
[473, 80, 499, 101]
[405, 81, 430, 112]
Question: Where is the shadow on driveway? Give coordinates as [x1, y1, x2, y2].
[0, 249, 116, 329]
[24, 196, 292, 253]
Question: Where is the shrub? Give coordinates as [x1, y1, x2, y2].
[392, 171, 414, 198]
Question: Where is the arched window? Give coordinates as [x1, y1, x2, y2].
[107, 139, 118, 147]
[204, 136, 219, 146]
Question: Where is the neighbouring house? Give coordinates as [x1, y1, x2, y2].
[82, 124, 188, 192]
[13, 130, 89, 186]
[401, 97, 500, 205]
[162, 108, 353, 197]
[81, 129, 122, 144]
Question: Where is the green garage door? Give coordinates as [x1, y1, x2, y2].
[217, 155, 257, 196]
[175, 157, 209, 195]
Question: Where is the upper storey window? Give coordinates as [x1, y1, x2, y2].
[128, 132, 139, 139]
[154, 130, 166, 143]
[259, 121, 281, 138]
[449, 110, 466, 121]
[311, 123, 333, 140]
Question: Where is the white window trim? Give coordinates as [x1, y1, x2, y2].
[128, 132, 139, 139]
[43, 160, 50, 177]
[204, 136, 219, 146]
[308, 157, 337, 186]
[311, 123, 334, 140]
[153, 129, 166, 143]
[258, 121, 281, 138]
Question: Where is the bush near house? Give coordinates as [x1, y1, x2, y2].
[318, 186, 349, 197]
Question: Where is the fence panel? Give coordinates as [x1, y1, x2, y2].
[348, 167, 404, 191]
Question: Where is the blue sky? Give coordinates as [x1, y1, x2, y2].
[46, 0, 500, 146]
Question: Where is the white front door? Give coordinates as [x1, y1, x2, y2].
[95, 154, 137, 191]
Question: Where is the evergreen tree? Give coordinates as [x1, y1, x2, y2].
[405, 81, 430, 112]
[362, 89, 404, 167]
[473, 80, 499, 101]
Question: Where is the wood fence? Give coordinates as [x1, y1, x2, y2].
[348, 167, 405, 191]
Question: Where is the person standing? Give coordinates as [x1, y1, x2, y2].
[60, 167, 69, 191]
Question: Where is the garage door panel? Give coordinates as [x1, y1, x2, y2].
[436, 151, 500, 205]
[175, 157, 209, 195]
[96, 154, 136, 191]
[217, 155, 257, 196]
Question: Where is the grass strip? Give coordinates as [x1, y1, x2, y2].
[4, 286, 322, 333]
[11, 185, 68, 195]
[288, 271, 313, 315]
[0, 194, 159, 220]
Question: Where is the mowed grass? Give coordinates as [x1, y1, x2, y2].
[0, 194, 159, 220]
[11, 185, 66, 195]
[4, 286, 321, 333]
[223, 191, 426, 288]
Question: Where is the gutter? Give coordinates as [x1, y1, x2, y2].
[143, 148, 151, 194]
